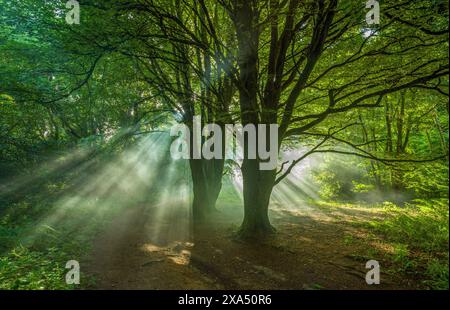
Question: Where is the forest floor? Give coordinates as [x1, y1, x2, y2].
[2, 143, 445, 290]
[84, 200, 420, 290]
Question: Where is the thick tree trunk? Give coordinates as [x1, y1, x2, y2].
[233, 0, 277, 238]
[238, 158, 276, 238]
[190, 158, 224, 222]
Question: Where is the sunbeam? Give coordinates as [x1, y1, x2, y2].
[19, 132, 193, 252]
[228, 148, 322, 213]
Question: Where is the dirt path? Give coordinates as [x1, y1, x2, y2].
[83, 197, 417, 290]
[84, 203, 218, 289]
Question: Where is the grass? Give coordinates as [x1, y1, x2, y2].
[318, 198, 448, 289]
[0, 246, 76, 289]
[363, 199, 449, 289]
[0, 179, 123, 289]
[1, 198, 91, 289]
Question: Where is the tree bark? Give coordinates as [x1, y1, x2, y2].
[239, 159, 276, 238]
[190, 158, 223, 221]
[233, 1, 277, 238]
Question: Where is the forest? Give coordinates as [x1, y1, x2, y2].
[0, 0, 448, 290]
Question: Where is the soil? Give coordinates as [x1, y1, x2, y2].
[83, 200, 419, 290]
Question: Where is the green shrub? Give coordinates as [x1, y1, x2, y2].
[368, 199, 449, 289]
[0, 246, 71, 290]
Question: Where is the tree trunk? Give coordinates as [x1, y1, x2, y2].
[239, 159, 276, 238]
[385, 99, 393, 154]
[392, 91, 406, 191]
[233, 0, 277, 238]
[190, 157, 224, 222]
[434, 112, 448, 161]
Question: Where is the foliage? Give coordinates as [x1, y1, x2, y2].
[313, 170, 342, 200]
[367, 199, 449, 289]
[0, 0, 448, 289]
[403, 162, 449, 197]
[0, 246, 72, 290]
[0, 166, 121, 289]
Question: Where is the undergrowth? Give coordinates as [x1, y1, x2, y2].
[364, 199, 449, 289]
[0, 177, 123, 289]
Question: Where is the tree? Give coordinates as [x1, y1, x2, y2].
[72, 0, 447, 237]
[3, 0, 447, 239]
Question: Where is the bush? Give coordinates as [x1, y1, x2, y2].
[368, 199, 449, 289]
[0, 246, 71, 290]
